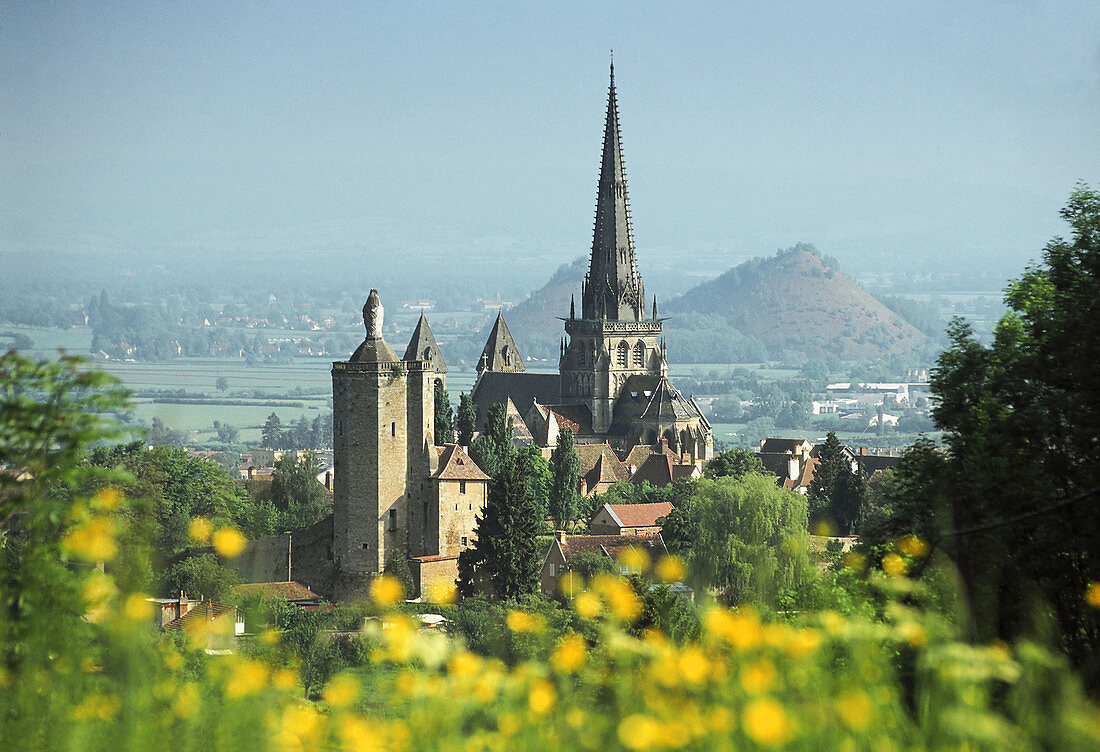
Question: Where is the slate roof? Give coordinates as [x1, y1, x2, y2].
[638, 377, 704, 423]
[760, 438, 812, 454]
[479, 311, 525, 373]
[758, 452, 796, 480]
[234, 582, 323, 603]
[471, 371, 559, 429]
[629, 453, 700, 488]
[403, 312, 447, 373]
[604, 501, 673, 529]
[575, 443, 629, 483]
[432, 444, 491, 482]
[349, 336, 399, 363]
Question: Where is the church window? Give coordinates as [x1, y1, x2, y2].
[391, 422, 396, 437]
[460, 481, 467, 494]
[632, 341, 645, 367]
[616, 341, 629, 367]
[362, 543, 369, 550]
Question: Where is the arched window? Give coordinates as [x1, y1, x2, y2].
[616, 341, 629, 367]
[632, 341, 645, 368]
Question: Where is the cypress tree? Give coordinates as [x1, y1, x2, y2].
[434, 383, 454, 445]
[808, 431, 863, 534]
[456, 392, 476, 446]
[548, 427, 580, 529]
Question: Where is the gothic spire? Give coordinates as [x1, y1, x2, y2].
[478, 310, 525, 374]
[403, 311, 447, 373]
[582, 62, 644, 321]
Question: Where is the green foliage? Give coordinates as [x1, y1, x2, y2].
[458, 454, 542, 600]
[469, 402, 515, 479]
[704, 447, 766, 480]
[548, 427, 580, 529]
[808, 431, 864, 535]
[159, 553, 240, 601]
[567, 550, 618, 581]
[517, 444, 551, 526]
[434, 383, 454, 445]
[271, 450, 329, 532]
[662, 474, 814, 607]
[456, 392, 476, 446]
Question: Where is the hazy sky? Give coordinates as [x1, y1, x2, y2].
[3, 1, 1098, 291]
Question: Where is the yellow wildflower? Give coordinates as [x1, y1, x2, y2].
[123, 593, 154, 621]
[188, 516, 213, 544]
[261, 628, 281, 645]
[743, 697, 794, 746]
[276, 703, 323, 750]
[740, 658, 777, 694]
[172, 683, 200, 719]
[426, 579, 457, 605]
[272, 668, 298, 691]
[786, 628, 822, 657]
[898, 535, 928, 558]
[812, 520, 836, 537]
[704, 606, 761, 649]
[708, 706, 733, 733]
[679, 646, 709, 685]
[337, 715, 383, 751]
[551, 633, 587, 673]
[820, 610, 845, 635]
[506, 609, 544, 633]
[82, 571, 117, 609]
[497, 712, 521, 737]
[62, 517, 117, 562]
[655, 554, 686, 583]
[528, 679, 556, 714]
[163, 651, 183, 671]
[573, 590, 601, 619]
[212, 527, 246, 558]
[370, 574, 404, 607]
[618, 546, 650, 573]
[323, 673, 360, 708]
[73, 693, 120, 721]
[566, 707, 586, 728]
[448, 650, 481, 678]
[618, 714, 664, 751]
[382, 615, 416, 662]
[1086, 582, 1100, 609]
[91, 487, 123, 511]
[843, 551, 867, 571]
[592, 575, 641, 621]
[881, 552, 908, 577]
[225, 659, 268, 699]
[836, 689, 875, 731]
[558, 570, 583, 597]
[898, 621, 927, 648]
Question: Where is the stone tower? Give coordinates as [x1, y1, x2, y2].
[331, 290, 410, 591]
[560, 63, 667, 433]
[402, 312, 446, 559]
[478, 310, 526, 374]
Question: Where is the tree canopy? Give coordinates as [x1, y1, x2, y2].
[807, 431, 864, 534]
[548, 427, 580, 529]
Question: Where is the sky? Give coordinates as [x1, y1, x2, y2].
[3, 1, 1099, 296]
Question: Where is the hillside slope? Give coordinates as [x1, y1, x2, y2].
[664, 244, 935, 361]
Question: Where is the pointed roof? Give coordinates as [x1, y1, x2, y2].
[431, 444, 491, 482]
[478, 310, 525, 373]
[583, 62, 645, 322]
[349, 289, 398, 363]
[638, 377, 702, 422]
[403, 312, 447, 373]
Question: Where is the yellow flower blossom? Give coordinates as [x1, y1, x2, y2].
[62, 517, 117, 562]
[473, 671, 501, 703]
[276, 703, 323, 751]
[655, 554, 686, 583]
[323, 673, 360, 707]
[212, 527, 246, 558]
[261, 628, 281, 645]
[618, 713, 664, 750]
[73, 693, 120, 721]
[898, 621, 927, 648]
[679, 646, 709, 685]
[123, 593, 154, 621]
[836, 689, 875, 731]
[337, 715, 383, 751]
[574, 590, 601, 619]
[551, 633, 587, 673]
[618, 546, 650, 573]
[188, 516, 213, 544]
[91, 487, 123, 511]
[558, 570, 583, 597]
[163, 651, 183, 671]
[741, 658, 778, 694]
[172, 683, 200, 719]
[1086, 582, 1100, 609]
[592, 574, 641, 621]
[82, 571, 117, 609]
[528, 679, 556, 714]
[370, 574, 404, 607]
[506, 609, 544, 633]
[426, 579, 458, 605]
[704, 606, 761, 649]
[382, 615, 416, 662]
[881, 552, 908, 577]
[743, 697, 794, 746]
[820, 610, 845, 635]
[786, 628, 822, 657]
[843, 551, 867, 571]
[225, 659, 268, 699]
[707, 706, 733, 733]
[898, 535, 928, 558]
[448, 650, 481, 678]
[497, 712, 521, 737]
[812, 520, 836, 536]
[272, 668, 298, 691]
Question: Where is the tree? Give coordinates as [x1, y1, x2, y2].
[262, 412, 284, 449]
[469, 402, 515, 479]
[807, 432, 863, 535]
[271, 451, 328, 532]
[548, 427, 580, 529]
[213, 420, 239, 444]
[216, 376, 229, 392]
[661, 474, 813, 606]
[704, 448, 765, 480]
[458, 455, 541, 600]
[159, 553, 239, 601]
[147, 416, 184, 446]
[456, 392, 476, 446]
[434, 383, 454, 446]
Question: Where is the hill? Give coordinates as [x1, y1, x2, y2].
[664, 244, 937, 362]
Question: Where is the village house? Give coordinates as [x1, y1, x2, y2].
[588, 501, 673, 536]
[539, 531, 667, 595]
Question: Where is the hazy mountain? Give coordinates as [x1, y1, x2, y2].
[664, 244, 936, 362]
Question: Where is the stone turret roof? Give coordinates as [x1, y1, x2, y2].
[431, 444, 491, 482]
[638, 377, 703, 422]
[349, 289, 399, 363]
[403, 312, 447, 373]
[478, 310, 525, 373]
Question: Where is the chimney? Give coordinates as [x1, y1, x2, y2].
[629, 464, 637, 475]
[660, 437, 668, 451]
[555, 530, 566, 544]
[579, 478, 588, 496]
[788, 453, 800, 482]
[324, 470, 332, 490]
[860, 446, 866, 456]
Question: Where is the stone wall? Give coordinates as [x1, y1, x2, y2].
[437, 478, 487, 558]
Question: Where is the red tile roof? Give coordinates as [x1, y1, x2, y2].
[606, 501, 673, 529]
[432, 444, 491, 481]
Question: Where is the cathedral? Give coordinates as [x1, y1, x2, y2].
[323, 64, 712, 596]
